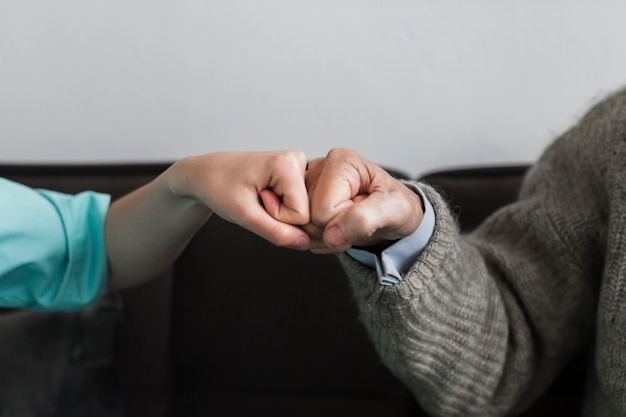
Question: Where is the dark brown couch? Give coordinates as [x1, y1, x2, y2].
[0, 163, 587, 417]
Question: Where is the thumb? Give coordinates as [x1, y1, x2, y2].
[262, 153, 310, 226]
[260, 187, 310, 226]
[323, 193, 386, 248]
[238, 197, 311, 250]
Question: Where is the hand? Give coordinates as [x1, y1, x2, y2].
[304, 148, 424, 254]
[107, 149, 311, 289]
[169, 150, 311, 250]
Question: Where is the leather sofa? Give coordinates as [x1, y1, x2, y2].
[0, 163, 587, 416]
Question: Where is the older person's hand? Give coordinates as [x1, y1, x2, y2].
[304, 148, 424, 254]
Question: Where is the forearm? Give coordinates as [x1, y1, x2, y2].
[104, 158, 211, 289]
[339, 181, 598, 416]
[338, 185, 511, 416]
[104, 150, 311, 289]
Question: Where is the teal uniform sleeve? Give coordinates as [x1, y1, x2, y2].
[0, 178, 111, 310]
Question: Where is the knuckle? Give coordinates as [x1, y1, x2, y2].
[349, 209, 378, 240]
[326, 147, 354, 160]
[277, 150, 307, 170]
[310, 208, 331, 228]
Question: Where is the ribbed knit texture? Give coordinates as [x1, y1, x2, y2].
[338, 87, 626, 416]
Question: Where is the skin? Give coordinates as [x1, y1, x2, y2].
[104, 150, 310, 289]
[304, 147, 424, 254]
[104, 147, 423, 290]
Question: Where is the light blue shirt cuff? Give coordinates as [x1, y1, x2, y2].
[347, 186, 435, 286]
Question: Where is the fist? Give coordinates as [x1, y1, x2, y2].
[304, 148, 424, 254]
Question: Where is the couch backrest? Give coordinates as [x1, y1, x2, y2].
[419, 165, 530, 232]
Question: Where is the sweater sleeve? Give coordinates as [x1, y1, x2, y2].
[0, 178, 111, 310]
[338, 137, 602, 416]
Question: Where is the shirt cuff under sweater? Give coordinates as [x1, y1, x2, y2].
[338, 181, 457, 297]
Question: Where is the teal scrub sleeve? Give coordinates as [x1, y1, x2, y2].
[0, 178, 111, 310]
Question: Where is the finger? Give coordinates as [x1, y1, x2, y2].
[323, 192, 394, 248]
[300, 222, 325, 242]
[307, 150, 363, 227]
[266, 190, 310, 225]
[237, 201, 311, 250]
[304, 157, 324, 192]
[260, 188, 308, 227]
[299, 221, 351, 254]
[325, 184, 423, 249]
[265, 153, 310, 225]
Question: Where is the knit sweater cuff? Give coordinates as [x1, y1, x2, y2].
[337, 181, 509, 416]
[338, 181, 458, 303]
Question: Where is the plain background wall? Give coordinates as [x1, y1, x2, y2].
[2, 0, 626, 178]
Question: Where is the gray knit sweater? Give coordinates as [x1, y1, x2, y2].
[338, 87, 626, 417]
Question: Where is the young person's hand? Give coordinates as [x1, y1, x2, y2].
[169, 150, 311, 249]
[304, 148, 424, 254]
[106, 150, 310, 289]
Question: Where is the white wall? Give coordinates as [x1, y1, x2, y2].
[2, 1, 626, 178]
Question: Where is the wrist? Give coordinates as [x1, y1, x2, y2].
[162, 156, 212, 215]
[398, 180, 426, 233]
